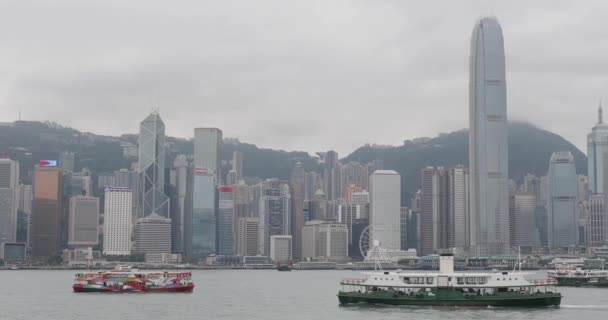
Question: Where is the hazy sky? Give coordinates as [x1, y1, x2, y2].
[1, 0, 606, 155]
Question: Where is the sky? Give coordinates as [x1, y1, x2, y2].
[1, 0, 607, 155]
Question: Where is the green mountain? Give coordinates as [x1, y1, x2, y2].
[343, 122, 587, 204]
[0, 121, 586, 205]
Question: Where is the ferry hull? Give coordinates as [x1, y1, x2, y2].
[73, 283, 194, 293]
[337, 291, 561, 307]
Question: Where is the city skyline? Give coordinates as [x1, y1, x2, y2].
[1, 2, 607, 155]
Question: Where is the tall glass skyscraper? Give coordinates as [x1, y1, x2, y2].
[468, 17, 510, 255]
[587, 103, 608, 194]
[137, 112, 170, 218]
[217, 186, 234, 256]
[191, 169, 216, 259]
[547, 152, 579, 247]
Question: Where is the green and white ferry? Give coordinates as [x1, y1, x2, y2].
[548, 268, 608, 287]
[338, 254, 561, 307]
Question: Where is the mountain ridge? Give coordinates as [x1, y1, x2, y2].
[0, 120, 586, 205]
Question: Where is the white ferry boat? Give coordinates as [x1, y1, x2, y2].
[548, 268, 608, 287]
[338, 254, 561, 307]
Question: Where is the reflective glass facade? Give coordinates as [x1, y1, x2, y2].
[547, 152, 579, 247]
[469, 17, 510, 255]
[192, 172, 216, 258]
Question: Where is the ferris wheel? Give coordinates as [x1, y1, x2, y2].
[358, 225, 396, 269]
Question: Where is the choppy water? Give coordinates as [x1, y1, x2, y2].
[1, 270, 607, 320]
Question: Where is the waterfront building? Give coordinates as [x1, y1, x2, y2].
[290, 162, 306, 260]
[31, 166, 63, 258]
[269, 235, 292, 263]
[338, 203, 368, 248]
[236, 217, 258, 256]
[509, 193, 538, 247]
[547, 152, 579, 247]
[135, 214, 172, 254]
[449, 166, 469, 248]
[302, 220, 348, 260]
[258, 179, 290, 256]
[400, 207, 409, 250]
[191, 169, 216, 259]
[369, 170, 401, 250]
[172, 155, 193, 255]
[137, 111, 170, 218]
[17, 184, 32, 245]
[586, 194, 607, 246]
[103, 187, 132, 255]
[469, 17, 510, 255]
[68, 196, 99, 248]
[218, 186, 234, 256]
[0, 159, 19, 257]
[588, 103, 608, 194]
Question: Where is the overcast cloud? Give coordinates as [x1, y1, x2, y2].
[1, 0, 607, 155]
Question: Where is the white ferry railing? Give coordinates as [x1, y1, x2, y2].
[533, 279, 558, 286]
[340, 278, 365, 285]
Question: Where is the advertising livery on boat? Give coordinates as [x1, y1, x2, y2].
[72, 266, 194, 293]
[338, 254, 561, 307]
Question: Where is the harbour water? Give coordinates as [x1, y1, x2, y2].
[2, 270, 608, 320]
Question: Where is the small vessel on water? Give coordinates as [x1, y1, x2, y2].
[277, 265, 292, 272]
[72, 266, 194, 293]
[548, 268, 608, 287]
[338, 254, 561, 307]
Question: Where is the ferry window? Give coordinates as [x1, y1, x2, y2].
[509, 278, 512, 281]
[496, 278, 500, 281]
[457, 277, 464, 285]
[465, 277, 475, 284]
[426, 277, 433, 285]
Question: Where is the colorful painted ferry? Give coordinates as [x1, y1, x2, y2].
[72, 266, 194, 293]
[548, 268, 608, 287]
[338, 254, 561, 307]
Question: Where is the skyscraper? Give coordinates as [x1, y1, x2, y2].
[547, 152, 579, 247]
[31, 166, 63, 258]
[59, 151, 75, 173]
[369, 170, 401, 250]
[509, 193, 537, 247]
[585, 194, 606, 246]
[469, 17, 510, 255]
[0, 159, 19, 253]
[103, 187, 132, 256]
[232, 151, 243, 180]
[137, 111, 170, 218]
[172, 155, 193, 255]
[258, 179, 290, 256]
[191, 169, 216, 259]
[193, 128, 223, 179]
[448, 166, 469, 248]
[587, 103, 608, 194]
[323, 151, 339, 201]
[235, 217, 258, 256]
[217, 186, 234, 256]
[290, 162, 305, 260]
[340, 162, 365, 199]
[68, 196, 99, 248]
[135, 214, 172, 254]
